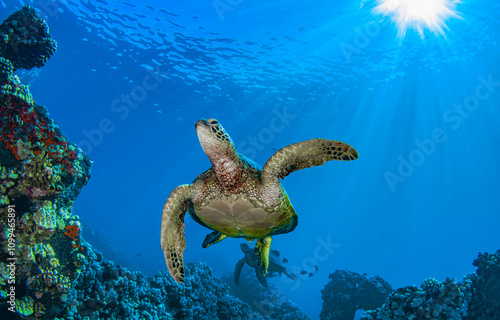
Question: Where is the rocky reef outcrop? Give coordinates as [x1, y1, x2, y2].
[55, 244, 270, 320]
[465, 250, 500, 320]
[0, 6, 57, 71]
[360, 277, 471, 320]
[319, 270, 392, 320]
[0, 6, 90, 319]
[51, 242, 310, 320]
[359, 250, 500, 320]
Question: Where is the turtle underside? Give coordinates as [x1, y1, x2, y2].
[188, 160, 298, 239]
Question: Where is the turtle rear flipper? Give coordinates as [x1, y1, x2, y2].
[234, 258, 245, 285]
[261, 139, 358, 200]
[255, 236, 272, 276]
[160, 184, 195, 284]
[202, 230, 228, 248]
[255, 267, 268, 287]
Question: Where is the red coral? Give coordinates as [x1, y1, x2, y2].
[64, 225, 79, 240]
[64, 225, 83, 250]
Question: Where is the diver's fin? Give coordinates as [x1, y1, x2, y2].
[255, 236, 272, 276]
[202, 230, 228, 248]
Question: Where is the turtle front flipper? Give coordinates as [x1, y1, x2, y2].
[261, 139, 358, 200]
[254, 236, 272, 276]
[161, 184, 195, 284]
[234, 258, 245, 285]
[202, 230, 228, 248]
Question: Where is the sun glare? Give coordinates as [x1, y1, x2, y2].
[373, 0, 461, 38]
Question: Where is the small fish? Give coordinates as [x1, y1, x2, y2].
[300, 270, 307, 275]
[136, 253, 141, 257]
[283, 258, 288, 263]
[309, 273, 313, 277]
[8, 113, 23, 125]
[315, 265, 318, 271]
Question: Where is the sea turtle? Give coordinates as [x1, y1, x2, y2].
[234, 243, 297, 287]
[161, 118, 358, 283]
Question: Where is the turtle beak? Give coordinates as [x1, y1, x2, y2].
[196, 119, 214, 155]
[195, 119, 208, 129]
[195, 119, 211, 138]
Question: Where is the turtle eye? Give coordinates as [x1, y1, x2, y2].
[207, 119, 219, 127]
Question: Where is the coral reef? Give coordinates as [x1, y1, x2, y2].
[222, 267, 311, 320]
[150, 261, 262, 320]
[55, 244, 274, 320]
[0, 57, 13, 82]
[0, 6, 57, 70]
[465, 250, 500, 320]
[55, 246, 173, 320]
[360, 250, 500, 320]
[0, 6, 92, 319]
[360, 277, 470, 320]
[320, 270, 392, 320]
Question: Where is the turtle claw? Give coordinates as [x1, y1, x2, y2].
[254, 236, 272, 276]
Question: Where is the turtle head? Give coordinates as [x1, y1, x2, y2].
[240, 242, 251, 253]
[195, 118, 243, 187]
[195, 118, 234, 158]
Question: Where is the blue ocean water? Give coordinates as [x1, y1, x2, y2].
[2, 0, 499, 318]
